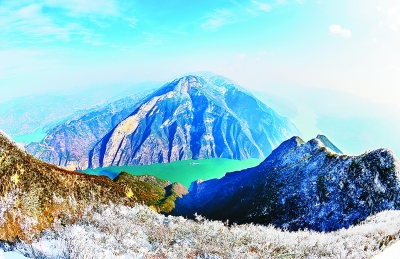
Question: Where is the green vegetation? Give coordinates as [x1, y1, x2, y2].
[113, 172, 186, 213]
[83, 158, 263, 187]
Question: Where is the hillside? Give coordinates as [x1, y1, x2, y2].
[114, 172, 187, 213]
[0, 130, 185, 245]
[174, 135, 400, 231]
[26, 92, 150, 170]
[3, 204, 400, 258]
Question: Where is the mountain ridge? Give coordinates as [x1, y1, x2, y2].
[174, 135, 400, 231]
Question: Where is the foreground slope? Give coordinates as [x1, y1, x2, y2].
[5, 204, 400, 258]
[90, 73, 299, 167]
[174, 135, 400, 231]
[0, 130, 185, 244]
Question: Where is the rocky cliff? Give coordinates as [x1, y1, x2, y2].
[89, 73, 299, 167]
[26, 92, 149, 170]
[174, 135, 400, 231]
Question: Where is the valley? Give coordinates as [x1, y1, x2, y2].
[2, 0, 400, 257]
[1, 73, 400, 259]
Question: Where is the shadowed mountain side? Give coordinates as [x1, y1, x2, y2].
[174, 135, 400, 232]
[89, 74, 299, 168]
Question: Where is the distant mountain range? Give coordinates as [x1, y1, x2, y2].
[27, 73, 299, 169]
[174, 135, 400, 231]
[253, 82, 400, 157]
[0, 82, 159, 141]
[3, 74, 400, 165]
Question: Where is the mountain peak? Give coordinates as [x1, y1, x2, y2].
[89, 73, 299, 168]
[172, 75, 204, 93]
[315, 134, 343, 154]
[160, 73, 245, 97]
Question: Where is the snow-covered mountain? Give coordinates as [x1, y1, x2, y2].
[174, 135, 400, 231]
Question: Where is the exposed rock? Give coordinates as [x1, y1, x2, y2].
[89, 73, 299, 167]
[316, 134, 342, 154]
[174, 135, 400, 231]
[171, 182, 189, 198]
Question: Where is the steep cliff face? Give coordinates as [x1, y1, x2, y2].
[26, 93, 149, 170]
[89, 74, 299, 167]
[174, 135, 400, 231]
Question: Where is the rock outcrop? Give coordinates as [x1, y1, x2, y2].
[89, 73, 299, 167]
[174, 135, 400, 231]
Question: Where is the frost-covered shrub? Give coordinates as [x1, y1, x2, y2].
[10, 204, 400, 259]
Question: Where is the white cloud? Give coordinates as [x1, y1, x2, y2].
[390, 24, 399, 31]
[275, 0, 288, 5]
[141, 32, 163, 45]
[125, 17, 138, 28]
[251, 0, 272, 12]
[17, 4, 42, 18]
[387, 7, 397, 17]
[43, 0, 120, 17]
[389, 66, 400, 72]
[387, 6, 400, 31]
[0, 0, 139, 47]
[329, 24, 351, 38]
[296, 0, 305, 4]
[377, 3, 400, 32]
[201, 9, 236, 31]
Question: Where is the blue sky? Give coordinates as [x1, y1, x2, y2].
[0, 0, 399, 107]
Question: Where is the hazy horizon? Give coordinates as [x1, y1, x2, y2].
[1, 0, 399, 105]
